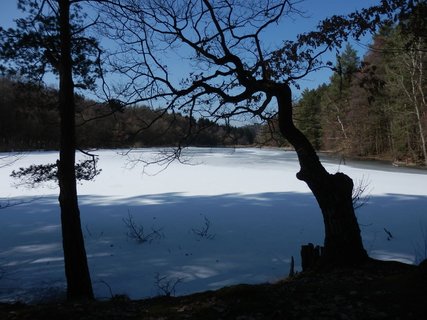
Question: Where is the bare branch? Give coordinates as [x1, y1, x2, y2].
[0, 153, 25, 169]
[154, 272, 185, 297]
[96, 0, 409, 131]
[191, 215, 216, 240]
[122, 210, 164, 244]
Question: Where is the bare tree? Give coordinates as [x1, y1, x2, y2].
[98, 0, 409, 267]
[386, 36, 427, 166]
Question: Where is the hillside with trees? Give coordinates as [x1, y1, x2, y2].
[2, 8, 425, 165]
[293, 12, 426, 166]
[0, 77, 256, 151]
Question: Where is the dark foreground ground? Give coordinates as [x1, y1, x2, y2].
[1, 259, 426, 320]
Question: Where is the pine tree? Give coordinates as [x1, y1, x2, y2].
[321, 44, 361, 153]
[294, 86, 326, 150]
[0, 0, 100, 300]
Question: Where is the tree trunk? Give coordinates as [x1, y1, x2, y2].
[58, 0, 94, 300]
[277, 84, 368, 266]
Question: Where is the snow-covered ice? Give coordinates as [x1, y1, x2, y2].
[0, 148, 426, 302]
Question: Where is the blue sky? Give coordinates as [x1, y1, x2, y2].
[0, 0, 380, 98]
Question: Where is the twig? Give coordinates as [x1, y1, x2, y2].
[384, 228, 393, 241]
[123, 210, 164, 244]
[191, 215, 216, 240]
[154, 273, 185, 297]
[97, 280, 114, 298]
[352, 175, 372, 210]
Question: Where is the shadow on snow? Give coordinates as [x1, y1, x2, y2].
[0, 191, 426, 302]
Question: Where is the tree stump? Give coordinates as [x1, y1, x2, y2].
[301, 243, 323, 271]
[288, 256, 295, 277]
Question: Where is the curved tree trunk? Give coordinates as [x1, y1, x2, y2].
[58, 0, 94, 300]
[276, 84, 368, 266]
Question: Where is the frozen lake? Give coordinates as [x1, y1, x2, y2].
[0, 148, 426, 302]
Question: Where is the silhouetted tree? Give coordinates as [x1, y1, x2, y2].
[0, 0, 100, 300]
[98, 0, 411, 266]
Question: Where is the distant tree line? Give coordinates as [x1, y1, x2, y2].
[2, 3, 424, 167]
[2, 12, 425, 165]
[291, 13, 426, 166]
[0, 77, 256, 151]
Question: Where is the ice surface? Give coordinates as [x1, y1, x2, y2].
[0, 148, 426, 302]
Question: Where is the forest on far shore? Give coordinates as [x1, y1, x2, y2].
[0, 21, 426, 166]
[0, 79, 257, 150]
[291, 22, 426, 166]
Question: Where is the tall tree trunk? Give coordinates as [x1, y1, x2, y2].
[277, 84, 368, 266]
[58, 0, 94, 300]
[412, 44, 427, 166]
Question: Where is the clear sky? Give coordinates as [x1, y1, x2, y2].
[0, 0, 381, 98]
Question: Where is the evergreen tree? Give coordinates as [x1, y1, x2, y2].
[0, 0, 100, 300]
[294, 86, 326, 150]
[321, 44, 361, 153]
